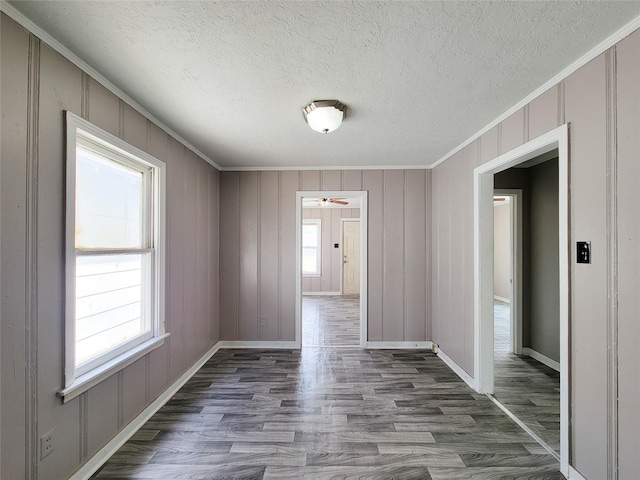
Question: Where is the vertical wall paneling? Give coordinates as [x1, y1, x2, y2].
[280, 171, 299, 341]
[300, 170, 320, 190]
[167, 140, 187, 378]
[342, 170, 363, 190]
[363, 170, 384, 341]
[616, 29, 640, 480]
[529, 85, 560, 140]
[38, 42, 83, 480]
[565, 53, 608, 480]
[0, 14, 222, 477]
[463, 144, 478, 371]
[404, 170, 427, 341]
[605, 46, 619, 480]
[196, 159, 211, 355]
[259, 172, 280, 340]
[210, 168, 221, 343]
[500, 107, 526, 155]
[479, 125, 499, 166]
[220, 172, 240, 340]
[1, 16, 30, 479]
[322, 170, 342, 190]
[425, 170, 433, 340]
[239, 172, 259, 340]
[382, 171, 405, 341]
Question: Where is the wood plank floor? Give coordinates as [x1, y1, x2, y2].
[302, 295, 360, 347]
[92, 347, 564, 479]
[493, 301, 561, 454]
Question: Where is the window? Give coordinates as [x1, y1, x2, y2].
[61, 112, 166, 401]
[302, 219, 321, 275]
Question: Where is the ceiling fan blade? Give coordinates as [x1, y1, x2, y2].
[330, 198, 349, 205]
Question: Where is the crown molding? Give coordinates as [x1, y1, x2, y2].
[219, 164, 431, 172]
[0, 0, 222, 171]
[429, 14, 640, 170]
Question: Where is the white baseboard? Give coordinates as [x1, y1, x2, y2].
[365, 341, 432, 349]
[303, 291, 342, 296]
[217, 340, 298, 349]
[493, 295, 511, 304]
[523, 347, 560, 372]
[69, 342, 221, 480]
[568, 466, 587, 480]
[437, 348, 476, 390]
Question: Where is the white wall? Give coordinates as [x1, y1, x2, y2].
[493, 202, 511, 301]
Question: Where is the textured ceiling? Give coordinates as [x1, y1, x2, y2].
[9, 1, 639, 169]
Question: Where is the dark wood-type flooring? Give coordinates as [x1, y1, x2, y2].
[493, 301, 561, 454]
[93, 346, 563, 479]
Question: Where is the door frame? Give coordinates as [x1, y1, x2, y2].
[474, 125, 569, 475]
[493, 189, 524, 355]
[295, 191, 368, 348]
[340, 218, 360, 295]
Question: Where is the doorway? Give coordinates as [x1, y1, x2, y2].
[474, 125, 569, 476]
[295, 191, 368, 348]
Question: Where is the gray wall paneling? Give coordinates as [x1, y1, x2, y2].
[616, 29, 640, 479]
[220, 169, 431, 344]
[0, 14, 220, 478]
[1, 16, 30, 479]
[431, 31, 640, 478]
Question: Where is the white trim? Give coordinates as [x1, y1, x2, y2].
[302, 291, 342, 296]
[296, 191, 368, 348]
[436, 349, 476, 390]
[67, 342, 220, 480]
[58, 334, 168, 403]
[568, 466, 588, 480]
[494, 188, 524, 355]
[493, 295, 510, 304]
[522, 347, 561, 373]
[366, 341, 432, 349]
[487, 393, 560, 460]
[216, 341, 298, 349]
[221, 165, 431, 172]
[0, 1, 221, 171]
[64, 112, 167, 389]
[431, 15, 640, 170]
[474, 124, 570, 477]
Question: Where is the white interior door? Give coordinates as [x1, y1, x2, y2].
[342, 221, 360, 294]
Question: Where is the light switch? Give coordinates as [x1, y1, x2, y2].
[577, 241, 591, 264]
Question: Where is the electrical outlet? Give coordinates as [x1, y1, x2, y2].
[40, 429, 55, 460]
[259, 316, 268, 327]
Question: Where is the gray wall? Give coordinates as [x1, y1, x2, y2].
[0, 14, 220, 479]
[302, 207, 361, 293]
[432, 29, 640, 479]
[220, 170, 431, 343]
[528, 160, 559, 361]
[493, 203, 511, 301]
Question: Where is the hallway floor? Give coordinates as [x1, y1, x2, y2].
[302, 295, 360, 347]
[92, 348, 563, 479]
[493, 301, 561, 454]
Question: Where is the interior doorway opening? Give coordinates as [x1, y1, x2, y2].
[474, 125, 569, 475]
[295, 191, 368, 348]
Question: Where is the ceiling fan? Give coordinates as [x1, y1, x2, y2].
[318, 197, 349, 206]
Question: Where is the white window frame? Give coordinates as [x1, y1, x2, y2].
[59, 111, 167, 403]
[302, 219, 322, 276]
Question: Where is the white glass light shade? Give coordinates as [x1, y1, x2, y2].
[303, 100, 346, 134]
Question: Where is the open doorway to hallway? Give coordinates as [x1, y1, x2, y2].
[475, 125, 569, 474]
[492, 155, 561, 457]
[296, 191, 368, 347]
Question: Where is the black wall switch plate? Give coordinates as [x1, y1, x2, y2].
[577, 241, 591, 264]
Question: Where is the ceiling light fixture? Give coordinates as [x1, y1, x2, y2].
[303, 100, 346, 134]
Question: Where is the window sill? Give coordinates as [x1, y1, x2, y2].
[57, 334, 169, 403]
[303, 274, 321, 277]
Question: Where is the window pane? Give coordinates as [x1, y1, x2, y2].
[302, 224, 318, 247]
[75, 254, 150, 366]
[302, 247, 318, 274]
[76, 147, 144, 249]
